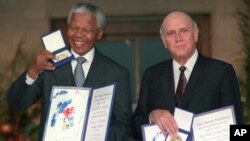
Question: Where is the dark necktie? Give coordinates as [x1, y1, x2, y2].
[176, 66, 187, 105]
[74, 57, 86, 87]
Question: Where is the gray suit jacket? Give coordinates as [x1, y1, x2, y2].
[131, 53, 243, 140]
[8, 49, 132, 141]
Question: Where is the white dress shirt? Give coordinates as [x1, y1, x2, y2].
[173, 49, 198, 92]
[71, 47, 95, 78]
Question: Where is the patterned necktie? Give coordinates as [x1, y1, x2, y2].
[74, 57, 86, 87]
[176, 66, 187, 105]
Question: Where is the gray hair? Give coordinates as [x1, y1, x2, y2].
[67, 3, 106, 29]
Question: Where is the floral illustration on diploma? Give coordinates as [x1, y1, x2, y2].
[50, 90, 75, 130]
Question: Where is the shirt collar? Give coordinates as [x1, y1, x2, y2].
[71, 47, 95, 63]
[173, 49, 198, 72]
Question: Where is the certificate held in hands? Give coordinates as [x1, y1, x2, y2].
[41, 30, 74, 67]
[166, 108, 194, 141]
[42, 83, 116, 141]
[141, 108, 194, 141]
[192, 106, 236, 141]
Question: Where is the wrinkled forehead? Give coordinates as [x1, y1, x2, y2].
[162, 12, 193, 31]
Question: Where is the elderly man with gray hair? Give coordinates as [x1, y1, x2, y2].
[8, 3, 133, 141]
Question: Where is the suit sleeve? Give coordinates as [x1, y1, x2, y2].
[130, 70, 151, 140]
[7, 70, 42, 111]
[220, 65, 243, 124]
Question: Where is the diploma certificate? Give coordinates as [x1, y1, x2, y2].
[192, 106, 236, 141]
[142, 108, 193, 141]
[43, 83, 116, 141]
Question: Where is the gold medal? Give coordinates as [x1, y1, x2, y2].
[170, 134, 182, 141]
[55, 53, 68, 61]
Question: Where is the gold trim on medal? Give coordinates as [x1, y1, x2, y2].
[170, 134, 182, 141]
[55, 53, 68, 61]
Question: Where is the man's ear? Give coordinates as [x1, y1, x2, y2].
[97, 29, 104, 40]
[194, 28, 199, 43]
[161, 35, 168, 49]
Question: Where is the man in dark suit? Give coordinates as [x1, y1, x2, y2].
[7, 3, 132, 141]
[131, 11, 243, 140]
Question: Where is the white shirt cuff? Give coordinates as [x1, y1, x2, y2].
[149, 112, 153, 123]
[25, 74, 36, 85]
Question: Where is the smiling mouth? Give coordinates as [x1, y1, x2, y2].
[74, 41, 85, 47]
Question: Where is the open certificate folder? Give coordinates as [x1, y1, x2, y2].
[141, 108, 193, 141]
[166, 108, 193, 141]
[42, 83, 116, 141]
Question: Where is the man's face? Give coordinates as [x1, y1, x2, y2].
[161, 12, 198, 63]
[67, 13, 103, 56]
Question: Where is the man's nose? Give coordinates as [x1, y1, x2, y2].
[76, 30, 85, 37]
[175, 33, 183, 42]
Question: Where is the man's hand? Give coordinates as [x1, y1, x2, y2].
[150, 109, 178, 137]
[27, 50, 56, 79]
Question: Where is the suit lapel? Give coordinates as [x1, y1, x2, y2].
[180, 54, 206, 107]
[84, 50, 106, 86]
[160, 60, 176, 110]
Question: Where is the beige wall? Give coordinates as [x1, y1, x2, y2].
[0, 0, 245, 81]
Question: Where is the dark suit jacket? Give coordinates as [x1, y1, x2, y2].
[8, 49, 132, 141]
[131, 53, 243, 140]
